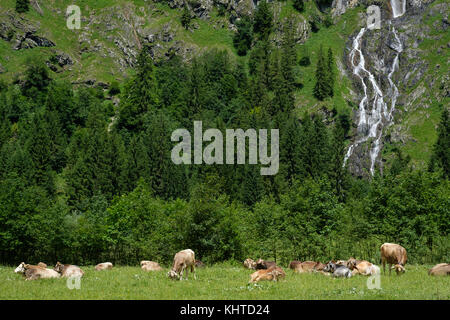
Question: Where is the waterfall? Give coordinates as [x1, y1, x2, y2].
[343, 21, 404, 175]
[391, 0, 406, 18]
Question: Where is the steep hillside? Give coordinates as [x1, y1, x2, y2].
[0, 0, 448, 174]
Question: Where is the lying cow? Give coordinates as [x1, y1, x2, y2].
[290, 261, 325, 273]
[380, 243, 407, 275]
[324, 261, 352, 278]
[167, 249, 196, 280]
[289, 260, 302, 270]
[37, 262, 47, 268]
[256, 259, 277, 270]
[249, 266, 286, 283]
[349, 261, 380, 276]
[428, 263, 450, 276]
[95, 262, 113, 271]
[54, 262, 84, 278]
[15, 262, 60, 280]
[141, 261, 163, 271]
[244, 258, 257, 270]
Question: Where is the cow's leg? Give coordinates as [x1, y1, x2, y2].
[389, 264, 392, 276]
[382, 259, 385, 274]
[191, 265, 197, 280]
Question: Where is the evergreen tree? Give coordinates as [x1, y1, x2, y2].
[118, 46, 158, 131]
[293, 0, 305, 12]
[429, 108, 449, 178]
[181, 5, 192, 30]
[326, 47, 335, 97]
[233, 16, 253, 56]
[15, 0, 30, 13]
[253, 0, 273, 40]
[313, 45, 328, 101]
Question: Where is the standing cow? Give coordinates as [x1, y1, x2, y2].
[380, 243, 407, 275]
[167, 249, 196, 280]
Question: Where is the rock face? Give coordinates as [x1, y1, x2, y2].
[343, 0, 447, 176]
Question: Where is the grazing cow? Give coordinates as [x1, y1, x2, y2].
[249, 266, 286, 283]
[95, 262, 113, 271]
[428, 263, 450, 276]
[256, 259, 277, 270]
[167, 249, 196, 280]
[141, 261, 163, 271]
[324, 261, 352, 278]
[54, 262, 84, 278]
[244, 258, 257, 270]
[14, 262, 60, 280]
[380, 243, 407, 275]
[350, 261, 380, 276]
[195, 260, 205, 268]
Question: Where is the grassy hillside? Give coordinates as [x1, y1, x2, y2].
[0, 0, 447, 168]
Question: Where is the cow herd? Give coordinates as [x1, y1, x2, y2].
[12, 243, 449, 283]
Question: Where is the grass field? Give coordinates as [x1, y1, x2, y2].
[1, 264, 449, 300]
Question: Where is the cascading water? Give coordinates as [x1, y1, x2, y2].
[343, 9, 404, 175]
[390, 0, 406, 18]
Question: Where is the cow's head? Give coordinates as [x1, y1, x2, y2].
[53, 262, 64, 273]
[392, 264, 405, 275]
[324, 261, 336, 273]
[14, 262, 26, 274]
[347, 259, 357, 270]
[167, 270, 180, 280]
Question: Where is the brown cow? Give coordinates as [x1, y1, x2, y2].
[289, 261, 302, 270]
[37, 262, 47, 268]
[428, 263, 450, 276]
[249, 266, 286, 283]
[256, 259, 277, 270]
[95, 262, 113, 271]
[380, 243, 407, 275]
[140, 261, 163, 271]
[350, 261, 381, 276]
[244, 258, 257, 270]
[54, 262, 84, 278]
[167, 249, 196, 280]
[291, 261, 318, 273]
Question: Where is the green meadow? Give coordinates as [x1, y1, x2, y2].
[1, 264, 448, 300]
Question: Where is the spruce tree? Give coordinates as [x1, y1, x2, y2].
[429, 108, 449, 178]
[181, 5, 192, 30]
[293, 0, 305, 12]
[233, 16, 253, 56]
[118, 46, 158, 131]
[253, 0, 273, 40]
[313, 45, 328, 101]
[326, 47, 335, 98]
[15, 0, 30, 13]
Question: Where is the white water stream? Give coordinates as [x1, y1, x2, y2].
[343, 5, 404, 175]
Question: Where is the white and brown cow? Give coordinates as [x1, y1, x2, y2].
[349, 260, 381, 276]
[167, 249, 196, 280]
[15, 262, 60, 280]
[380, 243, 407, 275]
[244, 258, 257, 270]
[95, 262, 113, 271]
[54, 262, 84, 278]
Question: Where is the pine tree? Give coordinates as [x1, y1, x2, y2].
[181, 5, 192, 30]
[326, 47, 335, 97]
[253, 0, 273, 40]
[118, 46, 158, 131]
[233, 16, 253, 56]
[293, 0, 305, 12]
[15, 0, 30, 13]
[313, 45, 328, 101]
[429, 108, 449, 178]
